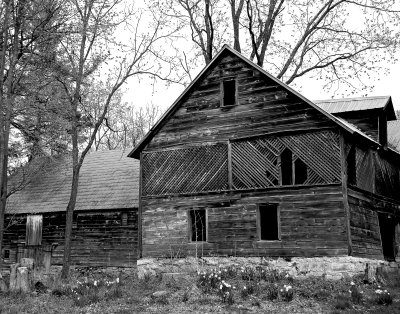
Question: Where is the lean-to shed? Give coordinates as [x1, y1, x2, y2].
[3, 149, 139, 268]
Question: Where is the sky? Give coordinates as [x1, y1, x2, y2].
[125, 54, 400, 115]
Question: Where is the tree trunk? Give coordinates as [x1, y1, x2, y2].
[61, 110, 81, 279]
[60, 165, 80, 278]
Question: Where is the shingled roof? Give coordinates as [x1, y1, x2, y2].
[6, 149, 139, 214]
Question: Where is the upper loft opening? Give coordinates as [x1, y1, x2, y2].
[221, 79, 236, 107]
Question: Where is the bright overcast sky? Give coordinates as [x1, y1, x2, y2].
[125, 56, 400, 115]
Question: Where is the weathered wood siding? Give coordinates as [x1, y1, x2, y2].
[147, 54, 338, 150]
[344, 136, 400, 201]
[336, 111, 379, 141]
[141, 185, 348, 258]
[347, 187, 400, 259]
[374, 151, 400, 200]
[139, 50, 349, 258]
[143, 131, 341, 197]
[2, 209, 138, 268]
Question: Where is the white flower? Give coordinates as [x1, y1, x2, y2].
[243, 286, 246, 290]
[350, 281, 355, 286]
[220, 284, 223, 290]
[94, 281, 97, 286]
[116, 278, 120, 284]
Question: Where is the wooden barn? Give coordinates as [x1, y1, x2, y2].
[129, 45, 400, 261]
[3, 149, 139, 269]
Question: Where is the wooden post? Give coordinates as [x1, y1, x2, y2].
[340, 131, 353, 256]
[138, 152, 143, 258]
[228, 141, 233, 190]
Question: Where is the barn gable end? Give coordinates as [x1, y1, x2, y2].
[131, 46, 400, 262]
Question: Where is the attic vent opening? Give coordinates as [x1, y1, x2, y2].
[222, 79, 236, 107]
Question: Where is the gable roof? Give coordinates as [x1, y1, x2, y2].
[314, 96, 394, 116]
[6, 149, 139, 214]
[128, 45, 366, 159]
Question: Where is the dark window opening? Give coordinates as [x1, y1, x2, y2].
[4, 249, 10, 259]
[294, 158, 308, 184]
[378, 213, 395, 261]
[222, 80, 236, 107]
[189, 209, 207, 242]
[258, 204, 279, 240]
[281, 148, 293, 185]
[347, 146, 357, 185]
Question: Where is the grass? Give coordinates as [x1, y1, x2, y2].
[0, 265, 399, 313]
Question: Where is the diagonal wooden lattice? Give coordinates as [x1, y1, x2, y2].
[374, 153, 400, 199]
[280, 132, 341, 183]
[231, 139, 280, 189]
[232, 131, 340, 189]
[354, 147, 374, 192]
[143, 144, 228, 196]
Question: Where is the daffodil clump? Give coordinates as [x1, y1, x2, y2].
[348, 281, 363, 304]
[280, 284, 294, 302]
[219, 280, 234, 304]
[69, 277, 122, 307]
[375, 286, 392, 305]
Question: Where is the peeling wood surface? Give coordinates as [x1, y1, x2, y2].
[146, 55, 337, 150]
[348, 188, 386, 259]
[141, 185, 347, 258]
[3, 209, 138, 268]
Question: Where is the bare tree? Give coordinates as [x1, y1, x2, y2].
[152, 0, 400, 93]
[0, 0, 63, 268]
[54, 0, 177, 278]
[92, 102, 161, 151]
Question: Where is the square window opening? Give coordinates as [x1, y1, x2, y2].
[4, 249, 10, 259]
[222, 80, 236, 107]
[258, 204, 280, 241]
[189, 209, 207, 242]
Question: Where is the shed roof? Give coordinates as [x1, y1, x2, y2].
[314, 96, 396, 119]
[6, 149, 139, 214]
[388, 120, 400, 152]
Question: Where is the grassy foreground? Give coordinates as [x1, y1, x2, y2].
[0, 264, 400, 313]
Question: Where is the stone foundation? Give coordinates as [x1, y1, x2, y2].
[137, 256, 400, 280]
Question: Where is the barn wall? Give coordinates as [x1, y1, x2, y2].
[147, 54, 338, 151]
[336, 111, 378, 141]
[347, 187, 400, 259]
[141, 185, 348, 258]
[2, 209, 138, 268]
